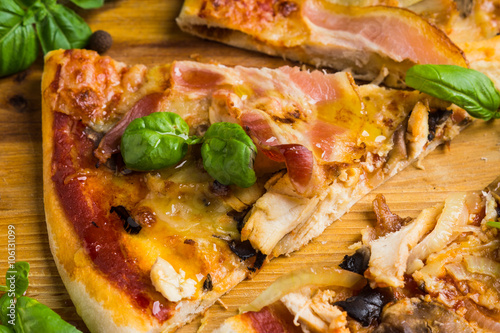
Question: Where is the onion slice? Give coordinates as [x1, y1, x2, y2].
[239, 266, 366, 313]
[464, 256, 500, 278]
[463, 299, 500, 332]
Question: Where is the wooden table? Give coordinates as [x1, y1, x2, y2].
[0, 1, 499, 332]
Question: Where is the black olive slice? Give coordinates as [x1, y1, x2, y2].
[228, 239, 257, 260]
[110, 205, 142, 235]
[334, 286, 391, 326]
[339, 247, 370, 275]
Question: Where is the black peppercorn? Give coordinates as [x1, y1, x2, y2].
[86, 30, 113, 54]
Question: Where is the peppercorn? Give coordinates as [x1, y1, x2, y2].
[86, 30, 113, 54]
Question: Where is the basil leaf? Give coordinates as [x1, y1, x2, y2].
[6, 263, 30, 299]
[15, 297, 81, 333]
[14, 0, 38, 9]
[0, 294, 15, 329]
[36, 3, 91, 54]
[0, 325, 14, 333]
[69, 0, 104, 9]
[121, 112, 190, 171]
[406, 65, 500, 121]
[201, 122, 257, 188]
[0, 0, 39, 77]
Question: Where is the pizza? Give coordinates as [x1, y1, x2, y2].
[176, 0, 470, 86]
[41, 48, 470, 332]
[214, 179, 500, 332]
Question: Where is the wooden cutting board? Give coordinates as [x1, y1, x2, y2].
[0, 1, 499, 332]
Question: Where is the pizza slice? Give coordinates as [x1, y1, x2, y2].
[176, 0, 468, 85]
[215, 178, 500, 332]
[42, 49, 469, 332]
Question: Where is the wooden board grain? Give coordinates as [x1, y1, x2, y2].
[0, 1, 499, 332]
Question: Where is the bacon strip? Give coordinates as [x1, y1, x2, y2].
[241, 110, 313, 193]
[244, 303, 303, 333]
[302, 0, 467, 66]
[94, 92, 165, 163]
[177, 0, 468, 83]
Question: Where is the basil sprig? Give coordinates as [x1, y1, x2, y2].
[0, 262, 81, 332]
[121, 112, 257, 188]
[0, 0, 103, 77]
[405, 65, 500, 121]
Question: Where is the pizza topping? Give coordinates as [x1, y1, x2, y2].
[406, 192, 469, 273]
[463, 255, 500, 278]
[150, 257, 197, 302]
[202, 274, 213, 291]
[366, 203, 442, 288]
[339, 247, 371, 275]
[52, 113, 173, 321]
[121, 112, 192, 171]
[406, 65, 500, 121]
[240, 267, 366, 313]
[110, 205, 142, 235]
[228, 239, 258, 260]
[372, 194, 412, 238]
[201, 122, 257, 188]
[462, 299, 500, 332]
[375, 298, 474, 333]
[303, 1, 464, 66]
[240, 110, 313, 193]
[428, 109, 453, 141]
[95, 92, 165, 163]
[334, 285, 391, 327]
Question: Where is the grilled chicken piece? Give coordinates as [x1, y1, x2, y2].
[365, 202, 442, 288]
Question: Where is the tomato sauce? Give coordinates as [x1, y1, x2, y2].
[52, 112, 172, 322]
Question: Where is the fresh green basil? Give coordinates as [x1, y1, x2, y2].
[37, 3, 92, 53]
[15, 0, 39, 9]
[0, 294, 14, 330]
[201, 122, 257, 188]
[406, 65, 500, 120]
[0, 262, 81, 332]
[70, 0, 104, 9]
[121, 112, 191, 171]
[0, 325, 14, 333]
[0, 0, 102, 78]
[7, 263, 30, 299]
[15, 297, 81, 333]
[0, 0, 39, 77]
[0, 262, 29, 330]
